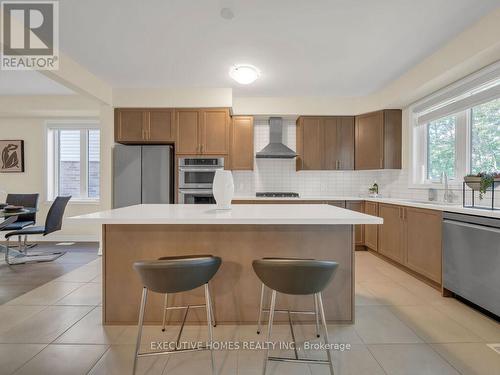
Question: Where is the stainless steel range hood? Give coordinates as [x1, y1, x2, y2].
[256, 117, 297, 159]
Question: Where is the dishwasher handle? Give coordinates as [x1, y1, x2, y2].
[443, 219, 500, 234]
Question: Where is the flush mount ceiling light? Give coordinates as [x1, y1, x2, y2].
[229, 64, 261, 85]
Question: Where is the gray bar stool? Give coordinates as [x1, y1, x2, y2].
[158, 254, 216, 331]
[253, 258, 339, 375]
[133, 256, 222, 375]
[256, 257, 320, 338]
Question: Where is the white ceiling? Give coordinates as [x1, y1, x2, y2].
[0, 71, 75, 95]
[58, 0, 500, 97]
[34, 0, 500, 97]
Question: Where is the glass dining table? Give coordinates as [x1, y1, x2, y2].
[0, 207, 37, 218]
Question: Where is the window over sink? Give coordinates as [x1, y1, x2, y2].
[410, 62, 500, 186]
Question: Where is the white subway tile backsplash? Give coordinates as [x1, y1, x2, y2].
[232, 119, 499, 207]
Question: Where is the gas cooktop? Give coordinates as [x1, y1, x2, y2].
[256, 192, 300, 198]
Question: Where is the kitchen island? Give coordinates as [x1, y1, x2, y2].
[70, 204, 382, 325]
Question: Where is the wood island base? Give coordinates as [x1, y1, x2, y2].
[102, 224, 354, 325]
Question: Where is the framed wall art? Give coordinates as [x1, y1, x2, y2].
[0, 140, 25, 173]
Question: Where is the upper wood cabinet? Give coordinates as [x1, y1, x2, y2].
[298, 117, 323, 170]
[296, 116, 355, 171]
[175, 109, 200, 154]
[148, 110, 176, 142]
[115, 108, 175, 144]
[176, 108, 230, 155]
[355, 109, 402, 170]
[229, 116, 254, 170]
[201, 109, 230, 155]
[364, 201, 379, 251]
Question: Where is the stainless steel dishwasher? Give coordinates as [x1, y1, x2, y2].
[443, 212, 500, 317]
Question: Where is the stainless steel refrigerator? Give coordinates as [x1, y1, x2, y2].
[113, 144, 174, 208]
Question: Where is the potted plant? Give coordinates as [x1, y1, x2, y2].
[464, 171, 500, 199]
[368, 182, 379, 198]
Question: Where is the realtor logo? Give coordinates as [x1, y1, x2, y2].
[1, 1, 59, 70]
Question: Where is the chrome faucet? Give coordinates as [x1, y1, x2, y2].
[442, 172, 453, 203]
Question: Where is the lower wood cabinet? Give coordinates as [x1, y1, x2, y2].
[346, 201, 364, 246]
[364, 201, 378, 251]
[378, 203, 405, 263]
[327, 200, 346, 208]
[404, 207, 442, 283]
[376, 203, 443, 285]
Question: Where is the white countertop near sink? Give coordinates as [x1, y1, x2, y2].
[233, 195, 364, 201]
[69, 203, 383, 225]
[233, 195, 500, 219]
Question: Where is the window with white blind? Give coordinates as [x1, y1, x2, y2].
[410, 62, 500, 186]
[46, 122, 100, 201]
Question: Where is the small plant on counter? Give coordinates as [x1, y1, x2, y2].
[368, 182, 379, 197]
[464, 171, 500, 199]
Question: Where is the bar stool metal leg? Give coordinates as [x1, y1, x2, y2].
[133, 287, 148, 375]
[262, 289, 276, 375]
[209, 283, 217, 327]
[317, 292, 334, 375]
[161, 293, 168, 332]
[257, 283, 265, 334]
[204, 283, 217, 375]
[314, 294, 320, 338]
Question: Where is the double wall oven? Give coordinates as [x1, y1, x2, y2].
[178, 157, 224, 204]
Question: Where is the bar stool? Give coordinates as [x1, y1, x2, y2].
[132, 256, 222, 375]
[253, 258, 339, 375]
[256, 257, 320, 338]
[158, 254, 216, 331]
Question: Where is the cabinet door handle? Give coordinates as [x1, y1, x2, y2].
[201, 144, 203, 153]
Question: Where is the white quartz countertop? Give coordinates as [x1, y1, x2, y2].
[69, 204, 383, 225]
[233, 196, 500, 219]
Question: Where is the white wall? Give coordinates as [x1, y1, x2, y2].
[0, 97, 113, 241]
[112, 88, 232, 108]
[233, 7, 500, 116]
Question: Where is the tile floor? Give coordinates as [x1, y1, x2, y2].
[0, 242, 99, 304]
[0, 252, 499, 374]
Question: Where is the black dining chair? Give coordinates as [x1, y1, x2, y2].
[1, 193, 39, 249]
[0, 216, 17, 231]
[4, 196, 71, 265]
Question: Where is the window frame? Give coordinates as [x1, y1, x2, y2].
[413, 107, 488, 188]
[45, 120, 101, 203]
[409, 66, 500, 188]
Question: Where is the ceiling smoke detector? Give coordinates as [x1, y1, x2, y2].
[229, 64, 261, 85]
[220, 7, 234, 20]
